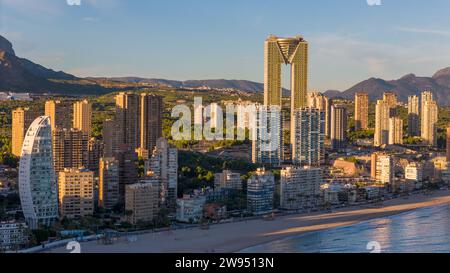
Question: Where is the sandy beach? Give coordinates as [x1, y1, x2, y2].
[49, 190, 450, 253]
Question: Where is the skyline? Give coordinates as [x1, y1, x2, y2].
[3, 0, 450, 91]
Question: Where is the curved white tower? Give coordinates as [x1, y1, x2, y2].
[19, 116, 58, 229]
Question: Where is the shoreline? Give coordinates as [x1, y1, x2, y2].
[48, 189, 450, 253]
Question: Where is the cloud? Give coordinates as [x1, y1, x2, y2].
[396, 27, 450, 37]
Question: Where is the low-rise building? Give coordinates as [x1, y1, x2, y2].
[405, 162, 423, 183]
[176, 193, 207, 223]
[214, 170, 242, 190]
[0, 221, 29, 251]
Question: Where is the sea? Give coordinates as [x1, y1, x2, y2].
[240, 204, 450, 253]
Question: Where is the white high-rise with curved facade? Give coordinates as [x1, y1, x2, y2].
[19, 116, 58, 229]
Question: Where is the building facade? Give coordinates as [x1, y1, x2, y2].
[374, 100, 390, 146]
[125, 181, 160, 225]
[145, 138, 178, 210]
[99, 157, 120, 210]
[19, 116, 58, 229]
[354, 92, 369, 131]
[280, 166, 322, 210]
[247, 168, 275, 215]
[45, 100, 72, 131]
[58, 168, 94, 218]
[388, 117, 403, 145]
[408, 95, 420, 136]
[139, 93, 163, 159]
[73, 99, 92, 138]
[214, 170, 242, 190]
[11, 107, 39, 157]
[330, 104, 347, 150]
[292, 108, 325, 166]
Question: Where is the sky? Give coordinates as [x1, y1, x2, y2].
[2, 0, 450, 91]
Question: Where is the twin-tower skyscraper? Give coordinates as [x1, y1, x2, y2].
[264, 35, 308, 144]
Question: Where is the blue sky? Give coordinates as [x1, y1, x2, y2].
[2, 0, 450, 91]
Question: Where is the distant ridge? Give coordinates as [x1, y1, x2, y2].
[324, 68, 450, 105]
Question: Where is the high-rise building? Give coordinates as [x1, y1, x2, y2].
[139, 93, 163, 159]
[58, 168, 94, 218]
[87, 138, 102, 175]
[73, 99, 92, 138]
[330, 104, 347, 150]
[354, 92, 369, 131]
[145, 138, 178, 209]
[102, 119, 116, 158]
[374, 100, 390, 146]
[116, 146, 138, 204]
[280, 166, 322, 210]
[252, 105, 283, 165]
[99, 157, 120, 210]
[292, 108, 325, 166]
[307, 92, 331, 137]
[45, 100, 72, 131]
[408, 95, 420, 136]
[388, 117, 403, 145]
[19, 116, 58, 229]
[383, 92, 398, 116]
[115, 92, 140, 151]
[264, 35, 308, 146]
[11, 107, 39, 156]
[52, 128, 89, 174]
[421, 91, 434, 136]
[125, 181, 160, 225]
[422, 99, 438, 146]
[446, 127, 450, 162]
[371, 153, 394, 185]
[214, 170, 242, 190]
[247, 168, 275, 215]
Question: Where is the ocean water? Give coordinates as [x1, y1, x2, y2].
[240, 204, 450, 253]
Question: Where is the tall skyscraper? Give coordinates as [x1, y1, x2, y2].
[330, 104, 347, 150]
[99, 157, 120, 210]
[45, 100, 72, 131]
[102, 119, 116, 158]
[52, 128, 89, 174]
[247, 168, 275, 215]
[88, 138, 102, 175]
[58, 168, 94, 218]
[388, 117, 403, 145]
[115, 92, 140, 151]
[292, 108, 325, 166]
[408, 95, 420, 136]
[145, 138, 178, 210]
[73, 99, 92, 138]
[422, 99, 438, 146]
[374, 100, 390, 146]
[383, 92, 398, 116]
[115, 145, 139, 204]
[19, 116, 58, 229]
[280, 166, 322, 210]
[252, 105, 283, 165]
[354, 92, 369, 131]
[11, 107, 39, 157]
[421, 91, 434, 135]
[139, 93, 163, 159]
[307, 92, 331, 137]
[264, 35, 308, 145]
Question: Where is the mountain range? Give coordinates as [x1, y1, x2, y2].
[2, 34, 450, 104]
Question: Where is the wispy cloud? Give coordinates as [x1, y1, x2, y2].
[396, 27, 450, 37]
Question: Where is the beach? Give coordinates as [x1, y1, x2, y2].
[49, 190, 450, 253]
